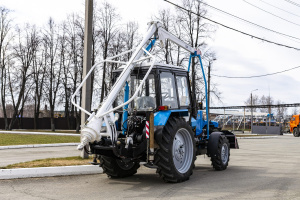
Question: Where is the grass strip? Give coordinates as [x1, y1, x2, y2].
[0, 133, 80, 146]
[1, 156, 93, 169]
[10, 129, 79, 134]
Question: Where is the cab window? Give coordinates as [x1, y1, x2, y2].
[176, 76, 190, 107]
[160, 72, 178, 109]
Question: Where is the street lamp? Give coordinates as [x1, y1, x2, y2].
[251, 89, 258, 134]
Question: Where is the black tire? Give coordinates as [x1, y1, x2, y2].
[154, 117, 196, 183]
[100, 156, 140, 178]
[211, 135, 230, 171]
[293, 128, 299, 137]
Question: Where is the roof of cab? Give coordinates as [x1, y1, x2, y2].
[112, 62, 187, 73]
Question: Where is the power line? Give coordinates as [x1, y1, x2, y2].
[283, 0, 300, 8]
[163, 0, 300, 51]
[243, 0, 300, 27]
[201, 1, 300, 41]
[212, 66, 300, 79]
[259, 0, 300, 18]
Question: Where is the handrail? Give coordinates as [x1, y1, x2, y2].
[71, 48, 138, 116]
[71, 47, 155, 118]
[96, 48, 156, 118]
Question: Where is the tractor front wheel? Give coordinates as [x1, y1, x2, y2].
[154, 117, 196, 183]
[211, 135, 230, 170]
[293, 128, 299, 137]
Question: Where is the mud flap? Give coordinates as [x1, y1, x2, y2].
[207, 132, 223, 158]
[221, 130, 239, 149]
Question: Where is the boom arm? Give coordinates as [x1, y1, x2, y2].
[74, 21, 207, 150]
[157, 25, 196, 53]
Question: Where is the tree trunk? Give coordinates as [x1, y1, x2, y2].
[1, 94, 8, 130]
[34, 113, 39, 129]
[50, 106, 55, 131]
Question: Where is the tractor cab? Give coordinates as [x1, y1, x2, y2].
[113, 63, 191, 112]
[112, 63, 195, 132]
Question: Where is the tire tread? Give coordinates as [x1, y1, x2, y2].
[154, 117, 196, 183]
[100, 156, 140, 178]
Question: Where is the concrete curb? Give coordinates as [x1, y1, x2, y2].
[0, 165, 103, 180]
[0, 143, 80, 150]
[0, 130, 80, 137]
[236, 136, 278, 139]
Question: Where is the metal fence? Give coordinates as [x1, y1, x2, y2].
[252, 125, 283, 135]
[0, 118, 77, 130]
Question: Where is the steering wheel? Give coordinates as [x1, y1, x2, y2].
[161, 92, 177, 100]
[161, 92, 169, 98]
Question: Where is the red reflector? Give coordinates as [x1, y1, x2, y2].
[158, 106, 169, 111]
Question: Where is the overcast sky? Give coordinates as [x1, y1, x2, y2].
[1, 0, 299, 114]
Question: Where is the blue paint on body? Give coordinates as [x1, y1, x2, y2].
[145, 39, 156, 53]
[122, 82, 129, 135]
[154, 109, 189, 126]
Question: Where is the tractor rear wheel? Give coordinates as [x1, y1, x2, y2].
[100, 156, 140, 178]
[211, 135, 230, 170]
[154, 117, 196, 183]
[293, 128, 299, 137]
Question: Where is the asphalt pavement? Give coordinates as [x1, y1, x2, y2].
[1, 135, 300, 200]
[0, 131, 283, 180]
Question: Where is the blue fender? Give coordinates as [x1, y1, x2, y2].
[154, 109, 189, 126]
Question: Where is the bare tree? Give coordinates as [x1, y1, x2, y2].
[0, 7, 13, 130]
[154, 1, 218, 105]
[291, 107, 299, 115]
[96, 1, 120, 102]
[66, 13, 85, 132]
[259, 95, 274, 113]
[124, 21, 139, 61]
[244, 94, 259, 112]
[275, 100, 287, 117]
[32, 41, 46, 129]
[154, 9, 175, 64]
[43, 18, 62, 131]
[8, 24, 38, 129]
[107, 31, 125, 90]
[175, 0, 216, 111]
[58, 21, 72, 129]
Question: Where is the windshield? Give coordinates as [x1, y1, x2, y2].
[115, 74, 156, 111]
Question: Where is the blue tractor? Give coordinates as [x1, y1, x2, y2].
[88, 63, 238, 183]
[73, 21, 239, 183]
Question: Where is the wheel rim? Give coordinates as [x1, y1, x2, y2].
[172, 128, 193, 173]
[221, 143, 229, 165]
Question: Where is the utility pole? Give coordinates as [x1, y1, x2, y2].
[207, 59, 216, 121]
[244, 107, 246, 131]
[268, 106, 271, 126]
[251, 93, 253, 134]
[250, 89, 258, 134]
[81, 0, 93, 158]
